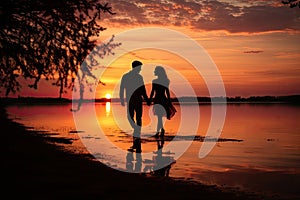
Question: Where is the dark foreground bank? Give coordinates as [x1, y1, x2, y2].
[1, 106, 279, 200]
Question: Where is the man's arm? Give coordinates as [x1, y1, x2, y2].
[119, 76, 125, 106]
[141, 84, 149, 102]
[140, 78, 150, 105]
[149, 83, 155, 103]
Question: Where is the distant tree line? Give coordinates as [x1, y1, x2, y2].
[1, 95, 299, 105]
[175, 95, 300, 104]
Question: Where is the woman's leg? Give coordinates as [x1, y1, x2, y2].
[157, 115, 163, 132]
[154, 115, 163, 138]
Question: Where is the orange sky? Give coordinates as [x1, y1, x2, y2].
[3, 0, 300, 98]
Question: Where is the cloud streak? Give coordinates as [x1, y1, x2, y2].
[243, 50, 264, 53]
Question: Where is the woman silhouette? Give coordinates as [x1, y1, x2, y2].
[149, 66, 176, 138]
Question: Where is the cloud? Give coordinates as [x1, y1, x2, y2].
[274, 51, 300, 59]
[106, 0, 300, 33]
[185, 1, 300, 33]
[243, 50, 264, 53]
[245, 68, 300, 77]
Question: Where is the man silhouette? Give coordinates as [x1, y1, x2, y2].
[119, 60, 149, 152]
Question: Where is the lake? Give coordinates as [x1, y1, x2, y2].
[6, 102, 300, 199]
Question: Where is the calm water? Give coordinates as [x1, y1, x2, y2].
[6, 103, 300, 199]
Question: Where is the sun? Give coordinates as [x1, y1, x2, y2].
[105, 93, 111, 99]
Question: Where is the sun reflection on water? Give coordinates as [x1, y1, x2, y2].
[105, 102, 111, 116]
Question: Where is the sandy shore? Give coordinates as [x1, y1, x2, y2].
[1, 105, 276, 200]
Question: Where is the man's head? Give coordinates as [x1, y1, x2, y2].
[132, 60, 143, 68]
[131, 60, 142, 73]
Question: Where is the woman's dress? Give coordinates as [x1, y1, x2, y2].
[152, 81, 176, 120]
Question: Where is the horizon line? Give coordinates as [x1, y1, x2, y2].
[1, 95, 299, 104]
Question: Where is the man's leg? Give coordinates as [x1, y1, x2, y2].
[134, 102, 143, 137]
[132, 102, 142, 152]
[127, 102, 136, 129]
[127, 101, 139, 150]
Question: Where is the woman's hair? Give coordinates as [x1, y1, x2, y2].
[155, 66, 170, 85]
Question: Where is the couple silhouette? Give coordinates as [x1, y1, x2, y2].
[119, 60, 177, 153]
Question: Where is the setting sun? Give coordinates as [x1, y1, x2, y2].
[105, 93, 111, 99]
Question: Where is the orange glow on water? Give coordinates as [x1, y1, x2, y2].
[5, 102, 300, 197]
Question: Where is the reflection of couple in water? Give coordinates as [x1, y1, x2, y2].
[145, 136, 176, 177]
[126, 134, 176, 177]
[120, 60, 176, 176]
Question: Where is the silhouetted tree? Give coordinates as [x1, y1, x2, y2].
[282, 0, 300, 8]
[0, 0, 120, 98]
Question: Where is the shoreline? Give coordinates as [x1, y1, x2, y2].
[1, 105, 281, 199]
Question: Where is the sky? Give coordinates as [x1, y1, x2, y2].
[4, 0, 300, 98]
